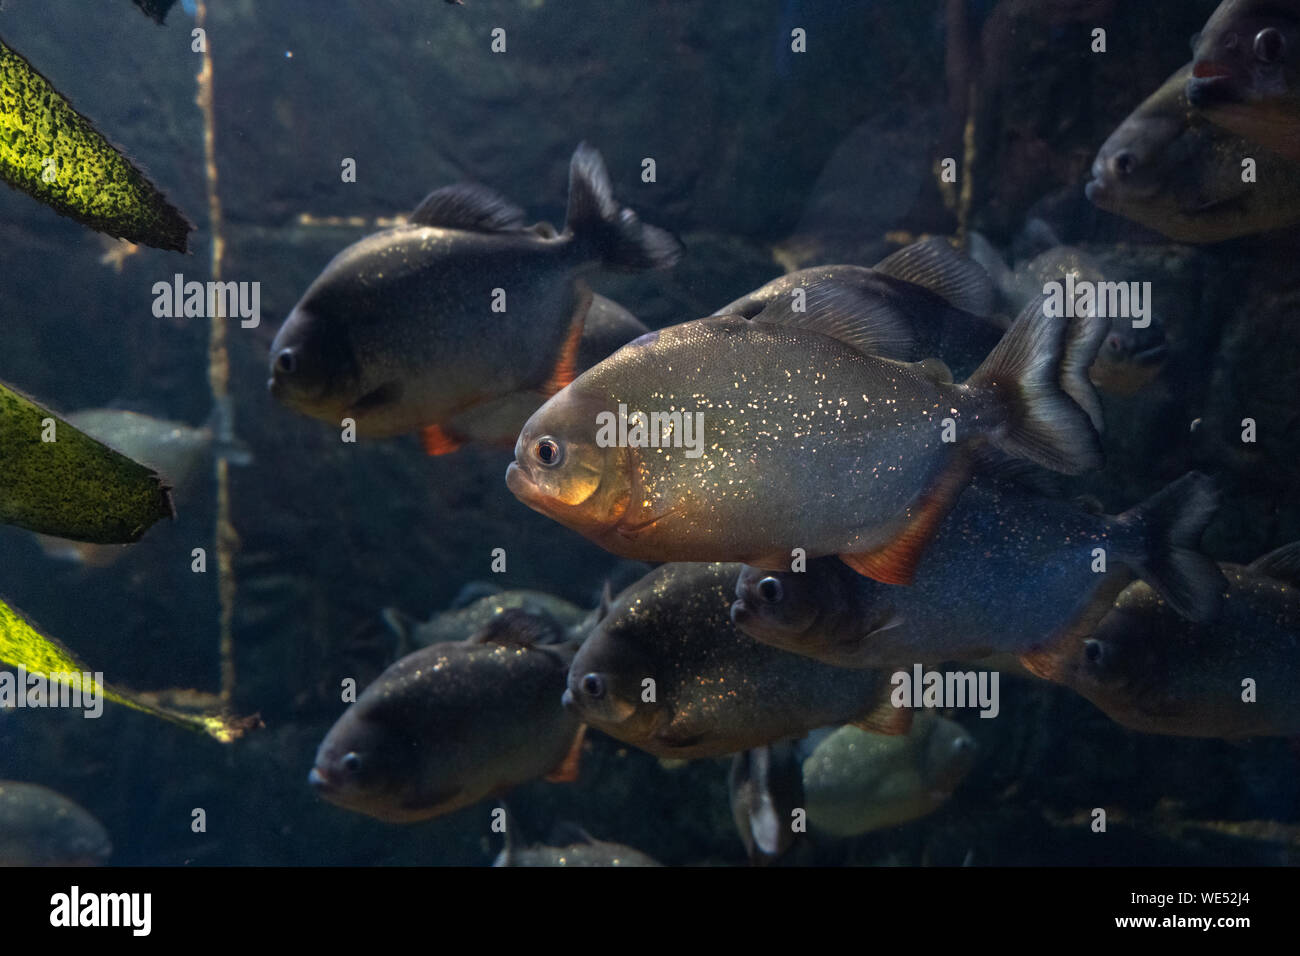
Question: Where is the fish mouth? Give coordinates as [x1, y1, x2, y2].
[1084, 156, 1116, 205]
[1084, 176, 1108, 205]
[560, 688, 578, 712]
[729, 598, 753, 630]
[1192, 59, 1234, 80]
[1187, 69, 1238, 108]
[505, 462, 541, 507]
[308, 766, 334, 793]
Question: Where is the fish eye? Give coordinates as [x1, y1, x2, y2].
[579, 672, 605, 700]
[756, 576, 784, 604]
[1255, 27, 1286, 63]
[533, 436, 564, 468]
[1110, 150, 1136, 178]
[1083, 639, 1104, 666]
[341, 752, 363, 775]
[275, 348, 298, 375]
[1105, 334, 1124, 353]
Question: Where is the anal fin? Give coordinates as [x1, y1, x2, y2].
[544, 723, 587, 783]
[840, 456, 970, 585]
[539, 284, 594, 397]
[421, 424, 466, 456]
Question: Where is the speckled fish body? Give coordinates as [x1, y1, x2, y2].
[1024, 542, 1300, 739]
[731, 473, 1224, 667]
[561, 563, 902, 759]
[310, 612, 582, 822]
[431, 293, 651, 449]
[509, 291, 1104, 585]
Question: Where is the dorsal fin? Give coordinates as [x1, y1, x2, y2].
[914, 357, 953, 384]
[549, 821, 598, 846]
[873, 237, 994, 317]
[596, 580, 615, 623]
[750, 278, 917, 360]
[451, 580, 503, 609]
[409, 183, 528, 232]
[468, 608, 564, 647]
[1248, 541, 1300, 586]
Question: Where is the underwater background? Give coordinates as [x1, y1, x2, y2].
[1, 0, 1298, 866]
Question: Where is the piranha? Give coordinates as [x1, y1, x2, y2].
[801, 714, 976, 837]
[730, 472, 1224, 669]
[729, 741, 804, 865]
[382, 585, 589, 652]
[0, 781, 112, 866]
[1188, 0, 1300, 162]
[269, 143, 681, 454]
[309, 610, 585, 823]
[1089, 64, 1300, 243]
[493, 810, 660, 867]
[1023, 541, 1300, 739]
[561, 563, 906, 760]
[509, 284, 1106, 586]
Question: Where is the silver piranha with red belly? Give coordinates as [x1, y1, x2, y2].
[269, 144, 680, 454]
[508, 286, 1105, 585]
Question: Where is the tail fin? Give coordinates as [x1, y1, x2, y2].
[1059, 303, 1108, 433]
[1116, 472, 1226, 623]
[565, 143, 683, 272]
[965, 295, 1104, 475]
